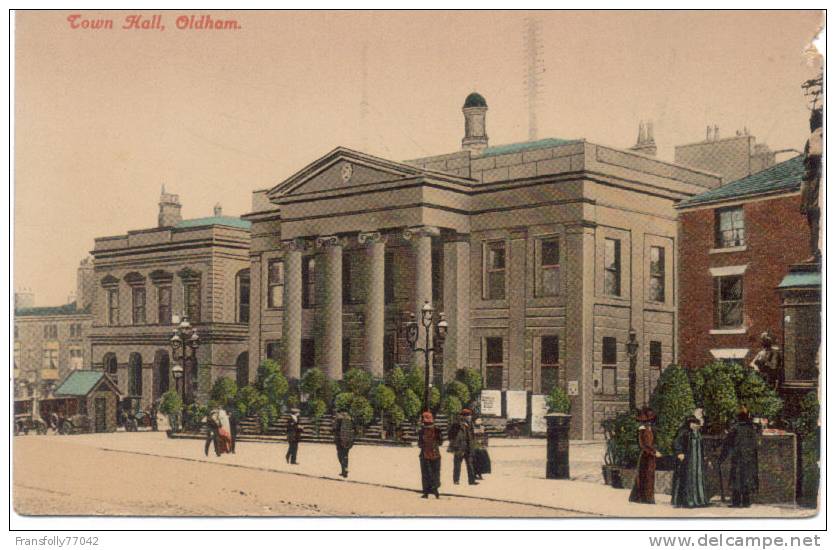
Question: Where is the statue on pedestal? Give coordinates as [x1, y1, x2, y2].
[750, 332, 783, 390]
[800, 75, 822, 264]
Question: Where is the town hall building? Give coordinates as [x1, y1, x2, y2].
[244, 93, 722, 439]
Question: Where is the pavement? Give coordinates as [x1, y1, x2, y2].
[14, 432, 815, 518]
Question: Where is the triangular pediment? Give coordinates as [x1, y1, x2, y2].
[267, 147, 425, 200]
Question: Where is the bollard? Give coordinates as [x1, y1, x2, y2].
[546, 413, 572, 479]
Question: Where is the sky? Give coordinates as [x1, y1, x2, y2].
[14, 10, 823, 306]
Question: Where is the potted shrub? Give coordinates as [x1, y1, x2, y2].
[159, 389, 183, 434]
[601, 411, 639, 487]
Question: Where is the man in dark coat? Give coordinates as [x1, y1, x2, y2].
[286, 408, 303, 465]
[450, 409, 477, 485]
[720, 409, 760, 508]
[203, 412, 220, 457]
[418, 411, 443, 498]
[671, 415, 709, 508]
[334, 410, 355, 478]
[226, 406, 240, 454]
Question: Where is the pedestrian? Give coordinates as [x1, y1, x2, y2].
[150, 401, 159, 432]
[418, 410, 443, 498]
[203, 410, 220, 457]
[720, 407, 760, 508]
[286, 407, 303, 465]
[629, 407, 662, 504]
[334, 410, 355, 478]
[216, 407, 233, 455]
[472, 418, 492, 480]
[226, 406, 240, 454]
[450, 409, 477, 485]
[671, 415, 709, 508]
[49, 411, 60, 434]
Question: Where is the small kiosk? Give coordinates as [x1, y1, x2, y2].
[47, 371, 122, 433]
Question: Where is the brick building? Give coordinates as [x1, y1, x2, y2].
[14, 258, 94, 399]
[245, 93, 722, 439]
[88, 190, 251, 410]
[676, 155, 810, 370]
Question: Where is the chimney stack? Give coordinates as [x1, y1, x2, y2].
[214, 203, 223, 217]
[158, 184, 182, 227]
[630, 120, 657, 156]
[461, 92, 489, 153]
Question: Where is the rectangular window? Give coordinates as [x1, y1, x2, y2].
[43, 325, 58, 339]
[649, 246, 666, 302]
[268, 260, 284, 309]
[69, 347, 83, 370]
[42, 346, 59, 370]
[237, 271, 250, 323]
[384, 251, 395, 304]
[602, 336, 617, 395]
[716, 275, 744, 328]
[132, 287, 146, 324]
[302, 256, 316, 308]
[537, 237, 561, 297]
[540, 335, 560, 393]
[649, 340, 662, 369]
[342, 338, 351, 374]
[384, 332, 396, 371]
[715, 207, 745, 248]
[265, 341, 282, 362]
[431, 248, 442, 304]
[484, 241, 506, 300]
[484, 336, 503, 390]
[604, 238, 621, 296]
[301, 339, 316, 375]
[184, 281, 201, 322]
[157, 286, 172, 325]
[107, 288, 119, 325]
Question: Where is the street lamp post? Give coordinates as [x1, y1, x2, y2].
[626, 327, 639, 411]
[405, 301, 449, 411]
[170, 316, 200, 404]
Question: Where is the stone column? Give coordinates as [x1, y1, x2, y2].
[359, 231, 386, 377]
[404, 226, 438, 371]
[317, 235, 343, 380]
[443, 234, 470, 383]
[282, 240, 303, 380]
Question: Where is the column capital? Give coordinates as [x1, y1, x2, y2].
[315, 235, 345, 248]
[403, 225, 440, 241]
[358, 231, 388, 245]
[280, 238, 309, 252]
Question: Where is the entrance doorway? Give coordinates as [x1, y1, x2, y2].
[94, 397, 107, 432]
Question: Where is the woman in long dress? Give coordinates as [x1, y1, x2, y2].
[215, 408, 233, 455]
[629, 407, 662, 504]
[671, 415, 709, 508]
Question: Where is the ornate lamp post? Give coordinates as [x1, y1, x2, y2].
[626, 327, 639, 411]
[170, 316, 200, 404]
[405, 301, 449, 411]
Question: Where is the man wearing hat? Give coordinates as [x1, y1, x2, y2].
[418, 411, 443, 498]
[285, 407, 303, 465]
[720, 406, 760, 507]
[450, 409, 477, 485]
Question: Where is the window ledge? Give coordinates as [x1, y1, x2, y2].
[709, 245, 748, 254]
[709, 328, 747, 335]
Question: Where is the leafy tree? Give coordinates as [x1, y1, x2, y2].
[300, 368, 326, 399]
[400, 388, 422, 421]
[405, 367, 425, 399]
[343, 367, 374, 397]
[256, 359, 282, 389]
[701, 369, 738, 433]
[159, 390, 183, 416]
[456, 368, 483, 398]
[546, 385, 571, 414]
[307, 398, 327, 420]
[649, 364, 696, 453]
[440, 395, 462, 417]
[428, 386, 441, 410]
[385, 367, 408, 394]
[389, 404, 406, 428]
[738, 370, 782, 419]
[796, 391, 820, 436]
[369, 384, 396, 416]
[350, 395, 374, 426]
[690, 361, 746, 409]
[209, 377, 238, 408]
[602, 411, 640, 467]
[445, 380, 470, 407]
[261, 369, 289, 408]
[235, 385, 267, 417]
[333, 392, 355, 413]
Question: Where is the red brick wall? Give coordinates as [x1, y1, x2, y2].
[678, 193, 809, 370]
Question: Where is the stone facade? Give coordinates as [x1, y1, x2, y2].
[674, 133, 775, 186]
[245, 95, 722, 439]
[88, 192, 251, 410]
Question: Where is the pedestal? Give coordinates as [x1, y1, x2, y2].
[546, 413, 571, 479]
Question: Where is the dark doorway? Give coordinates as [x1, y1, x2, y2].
[154, 350, 170, 399]
[94, 397, 107, 432]
[128, 353, 143, 398]
[236, 352, 249, 388]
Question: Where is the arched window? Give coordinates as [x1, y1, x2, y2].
[235, 352, 249, 388]
[236, 269, 250, 323]
[128, 353, 143, 397]
[103, 353, 118, 384]
[154, 350, 170, 397]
